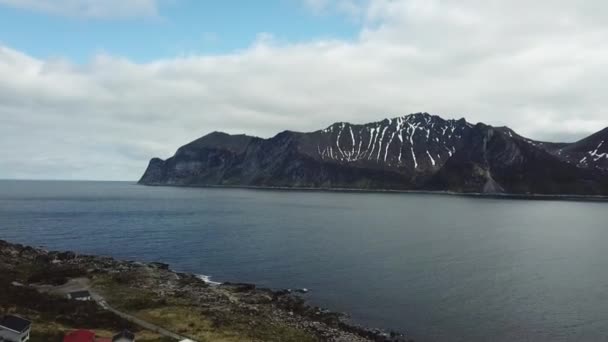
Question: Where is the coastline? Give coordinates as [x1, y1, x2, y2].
[5, 179, 607, 202]
[0, 239, 409, 342]
[137, 182, 608, 203]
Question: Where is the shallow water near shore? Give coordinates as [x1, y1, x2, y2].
[1, 180, 608, 341]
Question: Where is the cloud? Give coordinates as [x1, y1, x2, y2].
[2, 0, 608, 180]
[0, 0, 160, 18]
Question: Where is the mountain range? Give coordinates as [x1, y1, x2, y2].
[139, 113, 608, 196]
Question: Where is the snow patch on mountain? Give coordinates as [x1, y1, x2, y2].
[316, 113, 469, 171]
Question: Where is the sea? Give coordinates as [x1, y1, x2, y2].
[1, 180, 608, 341]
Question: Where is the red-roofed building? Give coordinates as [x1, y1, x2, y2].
[64, 330, 95, 342]
[63, 329, 132, 342]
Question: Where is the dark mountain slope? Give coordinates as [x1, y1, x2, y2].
[429, 124, 608, 195]
[140, 129, 413, 189]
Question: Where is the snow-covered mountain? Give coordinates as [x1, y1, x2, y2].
[310, 113, 470, 173]
[139, 113, 608, 196]
[547, 127, 608, 170]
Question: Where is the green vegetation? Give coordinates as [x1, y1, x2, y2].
[92, 273, 317, 342]
[135, 306, 317, 342]
[26, 264, 88, 286]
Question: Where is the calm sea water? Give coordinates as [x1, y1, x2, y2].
[1, 180, 608, 341]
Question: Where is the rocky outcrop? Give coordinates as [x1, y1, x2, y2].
[139, 113, 608, 196]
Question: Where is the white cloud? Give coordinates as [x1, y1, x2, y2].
[2, 0, 608, 180]
[0, 0, 160, 18]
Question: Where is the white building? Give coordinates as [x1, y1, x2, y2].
[67, 290, 92, 301]
[0, 315, 31, 342]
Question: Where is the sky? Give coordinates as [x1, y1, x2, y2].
[1, 0, 608, 180]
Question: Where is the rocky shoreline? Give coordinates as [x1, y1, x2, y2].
[0, 240, 409, 342]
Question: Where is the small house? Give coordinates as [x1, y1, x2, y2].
[67, 290, 92, 301]
[112, 330, 135, 342]
[0, 315, 31, 342]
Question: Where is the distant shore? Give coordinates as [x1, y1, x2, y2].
[138, 182, 608, 203]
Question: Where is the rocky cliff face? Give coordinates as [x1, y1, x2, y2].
[139, 113, 608, 196]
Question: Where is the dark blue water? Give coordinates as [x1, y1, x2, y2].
[1, 180, 608, 341]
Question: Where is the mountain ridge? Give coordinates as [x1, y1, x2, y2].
[139, 113, 608, 196]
